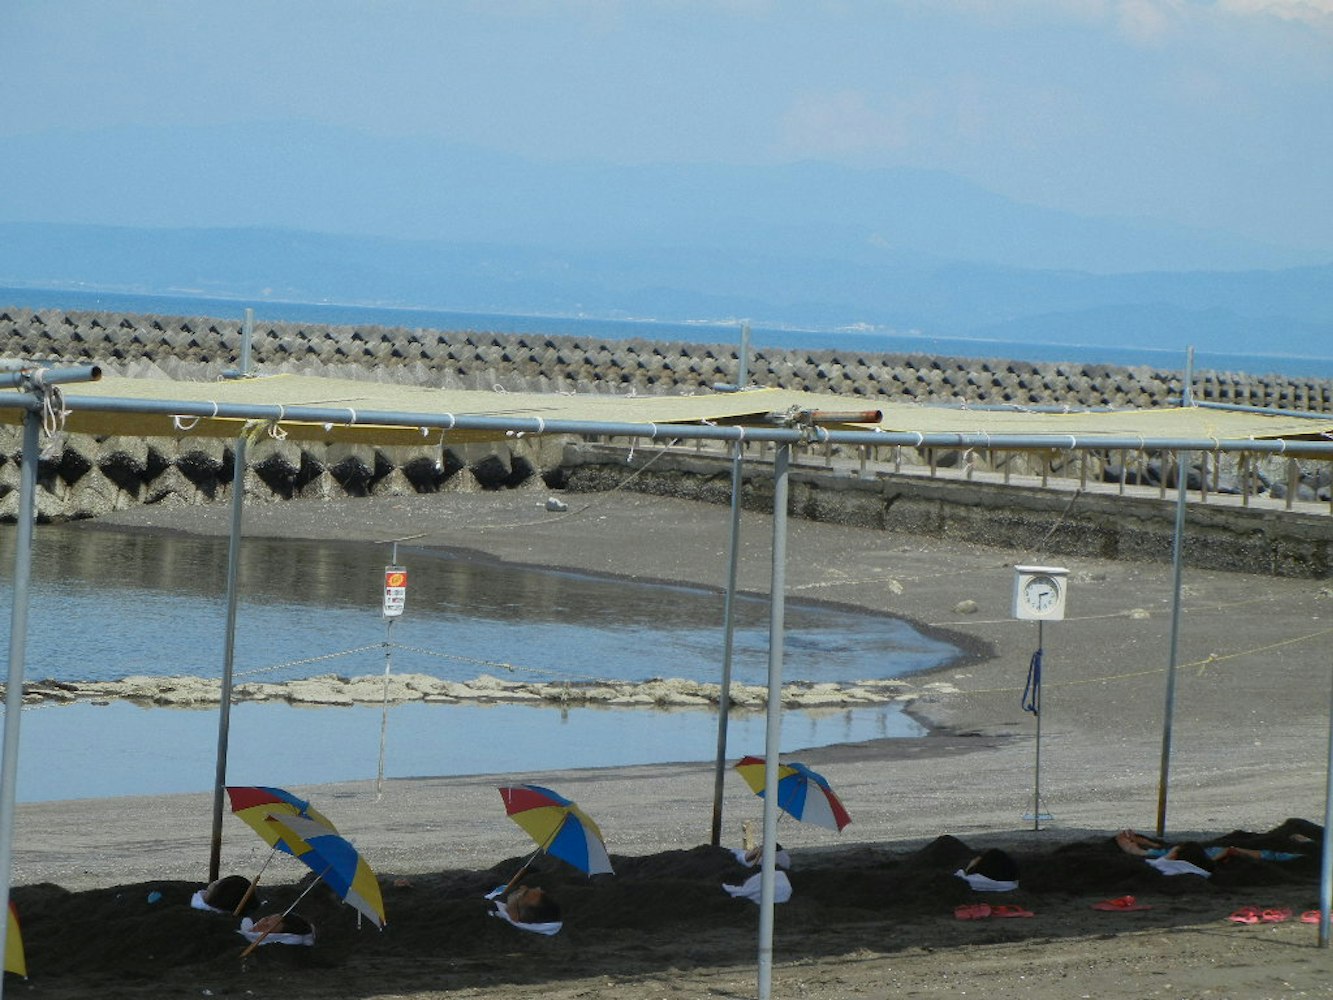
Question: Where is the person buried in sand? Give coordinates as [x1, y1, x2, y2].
[505, 885, 562, 925]
[251, 912, 315, 937]
[1116, 828, 1300, 866]
[194, 874, 258, 915]
[964, 848, 1019, 882]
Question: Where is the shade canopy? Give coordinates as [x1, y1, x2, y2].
[0, 373, 1329, 448]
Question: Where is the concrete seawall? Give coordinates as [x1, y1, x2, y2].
[0, 305, 1329, 577]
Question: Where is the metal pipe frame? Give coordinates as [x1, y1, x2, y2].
[0, 392, 1331, 457]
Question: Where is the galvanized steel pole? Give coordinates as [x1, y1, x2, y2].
[757, 442, 789, 1000]
[209, 309, 255, 881]
[0, 408, 41, 1000]
[1156, 347, 1194, 838]
[711, 324, 750, 846]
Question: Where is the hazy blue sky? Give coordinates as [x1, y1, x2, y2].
[4, 1, 1331, 256]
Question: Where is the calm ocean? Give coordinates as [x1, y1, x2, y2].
[3, 285, 1330, 380]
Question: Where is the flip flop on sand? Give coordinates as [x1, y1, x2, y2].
[1092, 895, 1151, 911]
[954, 903, 992, 920]
[1227, 907, 1261, 924]
[1301, 910, 1323, 924]
[1261, 908, 1292, 923]
[989, 904, 1035, 918]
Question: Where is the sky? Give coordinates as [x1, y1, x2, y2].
[3, 0, 1331, 257]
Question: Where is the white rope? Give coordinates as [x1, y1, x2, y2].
[346, 408, 357, 425]
[171, 401, 219, 432]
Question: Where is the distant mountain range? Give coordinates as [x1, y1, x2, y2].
[0, 121, 1329, 358]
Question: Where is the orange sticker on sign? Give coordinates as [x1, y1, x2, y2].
[385, 571, 407, 588]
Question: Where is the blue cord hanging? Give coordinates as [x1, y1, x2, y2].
[1021, 647, 1042, 716]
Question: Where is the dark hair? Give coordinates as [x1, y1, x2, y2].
[1171, 841, 1215, 873]
[204, 875, 255, 914]
[519, 890, 562, 923]
[967, 848, 1019, 882]
[281, 913, 314, 936]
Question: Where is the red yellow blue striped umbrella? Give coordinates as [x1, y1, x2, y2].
[226, 785, 338, 856]
[5, 903, 25, 978]
[225, 785, 340, 915]
[734, 755, 852, 832]
[264, 812, 387, 929]
[499, 784, 614, 878]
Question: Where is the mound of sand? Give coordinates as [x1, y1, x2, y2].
[9, 831, 1324, 999]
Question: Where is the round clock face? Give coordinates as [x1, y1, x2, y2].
[1023, 575, 1060, 614]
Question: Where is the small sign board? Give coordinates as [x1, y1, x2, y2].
[383, 565, 407, 618]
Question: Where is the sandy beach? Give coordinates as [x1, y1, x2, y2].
[8, 489, 1333, 998]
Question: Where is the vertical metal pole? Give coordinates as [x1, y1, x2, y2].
[377, 542, 399, 801]
[710, 325, 749, 847]
[756, 443, 789, 1000]
[1320, 658, 1333, 947]
[209, 309, 255, 881]
[1155, 348, 1194, 839]
[0, 408, 41, 1000]
[239, 307, 254, 375]
[1032, 620, 1043, 832]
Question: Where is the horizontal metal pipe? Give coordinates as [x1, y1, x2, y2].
[0, 365, 102, 393]
[0, 390, 1330, 456]
[1194, 400, 1332, 421]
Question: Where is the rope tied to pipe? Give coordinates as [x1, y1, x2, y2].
[38, 383, 71, 459]
[1021, 647, 1042, 717]
[172, 401, 220, 433]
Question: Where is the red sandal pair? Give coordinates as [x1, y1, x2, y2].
[1091, 895, 1151, 911]
[1228, 906, 1292, 924]
[954, 903, 1034, 920]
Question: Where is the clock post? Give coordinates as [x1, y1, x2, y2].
[1012, 565, 1069, 831]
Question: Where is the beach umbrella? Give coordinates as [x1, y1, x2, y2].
[225, 786, 339, 914]
[498, 784, 614, 880]
[263, 812, 387, 929]
[226, 786, 339, 854]
[4, 904, 24, 978]
[734, 755, 852, 832]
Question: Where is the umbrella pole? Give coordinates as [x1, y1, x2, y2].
[502, 843, 548, 894]
[233, 847, 279, 916]
[240, 867, 330, 957]
[503, 815, 568, 893]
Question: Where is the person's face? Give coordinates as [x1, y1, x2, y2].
[507, 886, 544, 918]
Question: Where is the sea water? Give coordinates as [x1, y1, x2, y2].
[0, 524, 949, 802]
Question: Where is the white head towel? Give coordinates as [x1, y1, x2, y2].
[190, 889, 228, 914]
[731, 846, 792, 870]
[237, 916, 315, 947]
[954, 869, 1020, 892]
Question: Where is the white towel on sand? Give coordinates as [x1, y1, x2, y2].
[723, 870, 793, 904]
[953, 870, 1020, 892]
[1146, 857, 1212, 878]
[484, 886, 563, 936]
